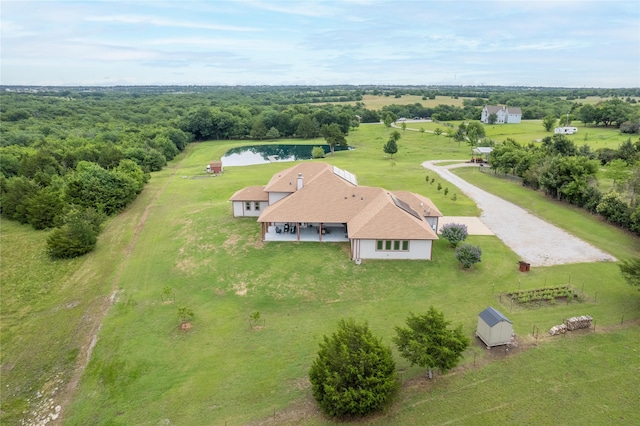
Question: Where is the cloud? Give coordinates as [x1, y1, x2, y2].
[85, 14, 259, 32]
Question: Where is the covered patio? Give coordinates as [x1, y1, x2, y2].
[263, 222, 349, 242]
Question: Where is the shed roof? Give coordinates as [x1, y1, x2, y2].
[478, 306, 512, 327]
[472, 147, 493, 155]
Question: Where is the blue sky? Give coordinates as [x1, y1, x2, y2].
[2, 0, 639, 87]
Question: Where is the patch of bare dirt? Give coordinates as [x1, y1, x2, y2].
[234, 281, 248, 296]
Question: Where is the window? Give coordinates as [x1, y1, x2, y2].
[245, 201, 251, 211]
[376, 240, 410, 252]
[254, 202, 260, 211]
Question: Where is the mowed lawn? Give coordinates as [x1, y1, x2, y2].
[5, 123, 639, 425]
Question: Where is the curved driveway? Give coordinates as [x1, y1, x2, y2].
[423, 160, 617, 266]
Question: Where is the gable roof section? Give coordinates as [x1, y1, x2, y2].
[264, 162, 340, 193]
[478, 306, 512, 327]
[258, 182, 378, 224]
[506, 107, 522, 115]
[348, 191, 438, 240]
[229, 186, 268, 201]
[484, 105, 504, 115]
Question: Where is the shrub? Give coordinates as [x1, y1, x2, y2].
[455, 243, 482, 268]
[440, 223, 468, 247]
[311, 146, 325, 159]
[309, 319, 397, 418]
[47, 217, 98, 259]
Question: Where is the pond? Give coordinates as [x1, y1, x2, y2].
[221, 144, 351, 166]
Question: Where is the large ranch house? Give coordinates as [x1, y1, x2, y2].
[230, 162, 442, 262]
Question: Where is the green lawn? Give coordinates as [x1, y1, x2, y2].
[3, 123, 639, 425]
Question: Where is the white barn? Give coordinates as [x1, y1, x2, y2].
[476, 306, 513, 347]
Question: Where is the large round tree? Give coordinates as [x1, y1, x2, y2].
[309, 319, 397, 418]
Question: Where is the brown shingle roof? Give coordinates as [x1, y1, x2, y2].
[264, 162, 340, 193]
[229, 186, 269, 201]
[235, 162, 439, 241]
[392, 191, 443, 218]
[348, 191, 437, 240]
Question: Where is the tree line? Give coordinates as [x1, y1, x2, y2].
[489, 135, 640, 234]
[1, 86, 638, 257]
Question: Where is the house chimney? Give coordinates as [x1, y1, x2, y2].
[297, 173, 303, 190]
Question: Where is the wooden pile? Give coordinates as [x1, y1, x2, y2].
[549, 324, 567, 335]
[564, 315, 592, 331]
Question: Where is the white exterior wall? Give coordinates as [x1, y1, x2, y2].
[476, 318, 513, 347]
[354, 239, 432, 260]
[491, 321, 513, 346]
[268, 192, 290, 205]
[506, 113, 521, 123]
[232, 201, 268, 217]
[476, 318, 491, 345]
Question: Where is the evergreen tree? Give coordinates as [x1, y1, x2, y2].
[394, 307, 469, 378]
[309, 319, 397, 417]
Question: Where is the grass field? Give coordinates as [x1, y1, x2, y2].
[2, 123, 639, 425]
[401, 119, 637, 148]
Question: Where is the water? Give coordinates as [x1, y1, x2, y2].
[221, 144, 351, 166]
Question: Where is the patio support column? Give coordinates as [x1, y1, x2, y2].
[319, 223, 323, 242]
[297, 222, 300, 241]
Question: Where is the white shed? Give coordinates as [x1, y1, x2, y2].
[476, 306, 513, 347]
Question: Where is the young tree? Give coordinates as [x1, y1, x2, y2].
[383, 130, 401, 158]
[178, 306, 195, 326]
[383, 113, 395, 128]
[434, 127, 443, 138]
[488, 113, 498, 124]
[393, 307, 469, 378]
[455, 243, 482, 268]
[618, 258, 640, 290]
[401, 122, 407, 131]
[465, 121, 486, 146]
[383, 137, 398, 158]
[543, 115, 557, 132]
[440, 223, 468, 247]
[309, 319, 397, 417]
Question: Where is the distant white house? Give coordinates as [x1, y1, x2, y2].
[554, 126, 578, 135]
[481, 105, 522, 124]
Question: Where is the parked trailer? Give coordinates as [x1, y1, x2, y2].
[554, 126, 578, 135]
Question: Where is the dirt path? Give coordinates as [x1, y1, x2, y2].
[50, 152, 189, 425]
[423, 160, 617, 266]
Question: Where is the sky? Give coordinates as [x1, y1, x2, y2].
[1, 0, 639, 88]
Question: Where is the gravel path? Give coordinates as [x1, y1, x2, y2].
[423, 160, 617, 266]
